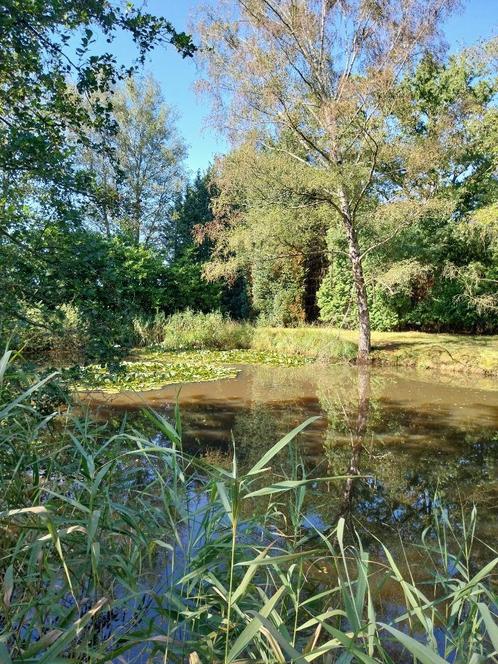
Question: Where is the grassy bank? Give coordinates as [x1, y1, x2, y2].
[252, 327, 498, 376]
[1, 354, 497, 662]
[60, 314, 498, 394]
[133, 312, 498, 376]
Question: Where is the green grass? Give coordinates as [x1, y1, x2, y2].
[1, 353, 497, 663]
[252, 327, 498, 375]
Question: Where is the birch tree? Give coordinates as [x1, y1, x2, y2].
[82, 76, 187, 247]
[196, 0, 457, 361]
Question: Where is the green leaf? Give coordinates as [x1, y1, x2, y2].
[216, 481, 234, 524]
[0, 351, 12, 387]
[2, 565, 13, 609]
[142, 408, 181, 445]
[231, 545, 273, 605]
[0, 643, 12, 664]
[244, 476, 349, 499]
[379, 623, 448, 664]
[236, 549, 323, 567]
[247, 416, 320, 476]
[38, 597, 108, 663]
[227, 585, 286, 663]
[478, 603, 498, 652]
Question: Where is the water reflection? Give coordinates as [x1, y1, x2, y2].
[79, 363, 498, 546]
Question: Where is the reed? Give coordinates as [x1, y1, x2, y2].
[0, 352, 496, 662]
[133, 310, 253, 351]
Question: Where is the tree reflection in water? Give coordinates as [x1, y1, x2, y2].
[83, 363, 498, 549]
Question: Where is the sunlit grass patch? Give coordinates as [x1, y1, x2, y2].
[252, 326, 498, 374]
[252, 326, 359, 362]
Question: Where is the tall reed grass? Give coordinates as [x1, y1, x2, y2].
[0, 353, 496, 662]
[134, 310, 253, 351]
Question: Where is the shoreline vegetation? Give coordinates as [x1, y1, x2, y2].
[1, 353, 497, 662]
[252, 327, 498, 377]
[63, 312, 498, 394]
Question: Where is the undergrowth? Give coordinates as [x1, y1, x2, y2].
[134, 310, 253, 351]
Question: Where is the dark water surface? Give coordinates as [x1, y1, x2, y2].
[80, 363, 498, 547]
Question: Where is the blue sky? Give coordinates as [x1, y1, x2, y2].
[108, 0, 497, 175]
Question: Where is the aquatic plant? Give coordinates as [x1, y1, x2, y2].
[136, 348, 310, 367]
[0, 352, 496, 662]
[68, 349, 308, 393]
[67, 359, 239, 393]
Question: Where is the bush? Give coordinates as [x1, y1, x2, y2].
[147, 310, 253, 351]
[4, 304, 89, 362]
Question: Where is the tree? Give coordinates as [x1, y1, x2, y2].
[196, 0, 457, 361]
[0, 1, 193, 196]
[0, 1, 193, 340]
[202, 144, 330, 324]
[170, 169, 214, 260]
[82, 76, 187, 246]
[362, 43, 497, 332]
[172, 168, 252, 319]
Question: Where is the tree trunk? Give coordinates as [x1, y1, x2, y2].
[339, 197, 371, 362]
[303, 244, 327, 323]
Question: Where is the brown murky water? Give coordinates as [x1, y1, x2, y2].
[79, 363, 498, 546]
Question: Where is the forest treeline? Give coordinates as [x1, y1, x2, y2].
[0, 1, 496, 363]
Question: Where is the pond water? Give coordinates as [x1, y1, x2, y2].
[80, 363, 498, 548]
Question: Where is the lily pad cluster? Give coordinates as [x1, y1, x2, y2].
[71, 361, 239, 393]
[69, 348, 308, 393]
[137, 348, 310, 367]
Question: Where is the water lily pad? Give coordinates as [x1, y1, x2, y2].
[72, 360, 239, 393]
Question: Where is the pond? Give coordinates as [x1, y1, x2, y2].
[80, 362, 498, 550]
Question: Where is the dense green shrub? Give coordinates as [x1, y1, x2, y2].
[317, 257, 399, 332]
